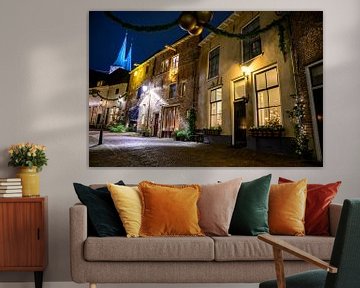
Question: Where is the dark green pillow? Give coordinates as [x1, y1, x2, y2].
[73, 181, 126, 237]
[229, 174, 271, 236]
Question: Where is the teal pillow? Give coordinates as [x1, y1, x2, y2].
[229, 174, 271, 236]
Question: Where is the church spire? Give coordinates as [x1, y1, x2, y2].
[110, 32, 131, 73]
[125, 43, 132, 71]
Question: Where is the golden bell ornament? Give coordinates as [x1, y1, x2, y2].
[178, 12, 197, 31]
[195, 11, 214, 24]
[188, 25, 203, 36]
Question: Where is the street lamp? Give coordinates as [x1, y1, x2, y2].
[241, 65, 251, 80]
[98, 99, 108, 145]
[146, 91, 152, 132]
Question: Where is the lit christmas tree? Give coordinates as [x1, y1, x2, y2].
[287, 94, 311, 157]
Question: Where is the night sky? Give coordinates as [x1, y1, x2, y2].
[89, 11, 233, 72]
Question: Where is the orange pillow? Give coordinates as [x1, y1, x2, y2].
[138, 181, 204, 237]
[269, 179, 307, 236]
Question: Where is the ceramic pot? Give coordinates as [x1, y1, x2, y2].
[16, 167, 40, 197]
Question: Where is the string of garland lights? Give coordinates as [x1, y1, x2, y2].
[103, 11, 288, 56]
[104, 11, 179, 32]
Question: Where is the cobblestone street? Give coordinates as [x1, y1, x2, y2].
[89, 131, 320, 167]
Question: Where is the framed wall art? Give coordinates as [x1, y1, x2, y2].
[89, 11, 323, 167]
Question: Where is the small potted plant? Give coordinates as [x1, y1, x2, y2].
[175, 129, 190, 141]
[8, 143, 48, 197]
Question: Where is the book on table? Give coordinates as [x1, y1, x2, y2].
[0, 186, 22, 190]
[0, 182, 22, 186]
[0, 189, 22, 193]
[0, 178, 21, 182]
[0, 178, 22, 189]
[0, 193, 22, 198]
[0, 178, 22, 194]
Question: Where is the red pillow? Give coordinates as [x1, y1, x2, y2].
[278, 177, 341, 236]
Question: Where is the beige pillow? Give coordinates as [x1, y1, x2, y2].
[198, 178, 242, 236]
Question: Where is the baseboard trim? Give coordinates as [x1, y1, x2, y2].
[0, 282, 259, 288]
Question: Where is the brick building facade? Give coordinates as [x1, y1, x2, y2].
[89, 68, 129, 128]
[288, 11, 323, 161]
[124, 12, 322, 162]
[197, 12, 296, 151]
[126, 35, 200, 137]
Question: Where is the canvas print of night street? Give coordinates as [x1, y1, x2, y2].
[89, 11, 323, 167]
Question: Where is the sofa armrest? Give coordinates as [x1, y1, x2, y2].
[329, 203, 342, 237]
[69, 203, 88, 283]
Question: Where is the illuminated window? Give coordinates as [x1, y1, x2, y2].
[170, 54, 179, 78]
[234, 79, 246, 100]
[255, 67, 281, 126]
[161, 59, 170, 73]
[208, 46, 220, 79]
[96, 80, 104, 87]
[169, 83, 177, 98]
[179, 82, 186, 96]
[242, 18, 261, 62]
[171, 54, 179, 70]
[210, 87, 222, 127]
[141, 114, 145, 125]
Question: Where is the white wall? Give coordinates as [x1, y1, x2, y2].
[0, 0, 359, 283]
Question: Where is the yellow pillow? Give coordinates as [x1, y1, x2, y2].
[138, 181, 204, 237]
[107, 183, 142, 238]
[269, 179, 307, 236]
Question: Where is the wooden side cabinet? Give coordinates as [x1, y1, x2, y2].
[0, 197, 47, 288]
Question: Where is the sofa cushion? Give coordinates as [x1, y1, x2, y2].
[108, 184, 142, 238]
[229, 174, 271, 236]
[198, 178, 242, 236]
[84, 236, 214, 261]
[73, 181, 126, 237]
[139, 181, 203, 237]
[279, 177, 341, 236]
[212, 235, 334, 261]
[269, 179, 307, 236]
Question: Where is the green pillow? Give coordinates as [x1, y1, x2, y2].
[229, 174, 272, 236]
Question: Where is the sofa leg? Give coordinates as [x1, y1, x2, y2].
[89, 283, 96, 288]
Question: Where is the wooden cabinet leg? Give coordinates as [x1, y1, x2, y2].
[89, 283, 97, 288]
[34, 271, 43, 288]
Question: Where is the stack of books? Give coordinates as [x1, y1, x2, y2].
[0, 178, 22, 197]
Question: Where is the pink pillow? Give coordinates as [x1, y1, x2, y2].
[198, 178, 242, 236]
[278, 177, 341, 235]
